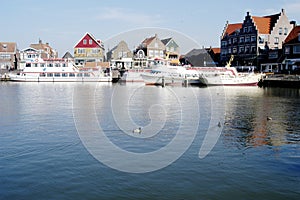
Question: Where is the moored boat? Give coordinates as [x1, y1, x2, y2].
[9, 58, 112, 82]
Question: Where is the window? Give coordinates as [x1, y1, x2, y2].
[251, 36, 256, 42]
[89, 39, 92, 45]
[221, 41, 227, 47]
[160, 51, 164, 58]
[233, 38, 237, 44]
[259, 36, 264, 44]
[149, 50, 154, 57]
[228, 38, 232, 45]
[232, 47, 237, 53]
[245, 46, 250, 53]
[279, 27, 283, 35]
[78, 49, 85, 54]
[274, 37, 279, 45]
[239, 46, 244, 53]
[244, 27, 248, 33]
[228, 48, 231, 54]
[251, 46, 256, 53]
[284, 28, 288, 35]
[293, 45, 300, 54]
[83, 39, 87, 45]
[298, 33, 300, 42]
[154, 42, 158, 48]
[239, 37, 244, 43]
[248, 26, 252, 32]
[285, 46, 290, 54]
[245, 37, 250, 43]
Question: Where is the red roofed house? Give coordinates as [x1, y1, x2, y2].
[133, 34, 165, 68]
[282, 26, 300, 73]
[30, 39, 58, 59]
[220, 9, 294, 69]
[74, 32, 105, 66]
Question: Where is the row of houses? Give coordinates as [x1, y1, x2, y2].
[220, 9, 300, 73]
[1, 8, 300, 73]
[0, 32, 181, 71]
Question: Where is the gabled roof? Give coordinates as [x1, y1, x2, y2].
[185, 48, 208, 57]
[226, 23, 243, 35]
[284, 26, 300, 44]
[30, 40, 53, 51]
[62, 51, 74, 59]
[0, 42, 17, 53]
[223, 23, 243, 38]
[252, 13, 281, 34]
[21, 47, 38, 52]
[161, 38, 172, 45]
[74, 32, 103, 49]
[142, 36, 156, 46]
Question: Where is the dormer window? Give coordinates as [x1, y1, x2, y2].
[89, 39, 92, 45]
[83, 39, 87, 45]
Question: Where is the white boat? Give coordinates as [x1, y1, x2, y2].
[120, 69, 152, 82]
[191, 56, 262, 86]
[198, 70, 261, 86]
[9, 58, 112, 82]
[141, 65, 199, 86]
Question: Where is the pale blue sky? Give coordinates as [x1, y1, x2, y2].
[1, 0, 300, 56]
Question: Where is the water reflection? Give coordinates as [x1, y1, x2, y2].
[222, 87, 300, 148]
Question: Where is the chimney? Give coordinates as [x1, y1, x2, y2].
[247, 11, 250, 16]
[290, 21, 296, 28]
[282, 8, 285, 14]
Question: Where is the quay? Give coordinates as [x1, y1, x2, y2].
[259, 74, 300, 88]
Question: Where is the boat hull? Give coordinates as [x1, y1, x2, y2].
[199, 74, 261, 86]
[9, 75, 112, 82]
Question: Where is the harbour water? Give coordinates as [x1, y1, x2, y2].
[0, 82, 299, 199]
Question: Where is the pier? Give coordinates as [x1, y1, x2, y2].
[259, 74, 300, 88]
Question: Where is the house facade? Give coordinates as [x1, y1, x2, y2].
[282, 26, 300, 73]
[135, 34, 165, 60]
[107, 40, 133, 69]
[161, 37, 180, 64]
[106, 40, 133, 61]
[0, 42, 18, 71]
[221, 9, 293, 68]
[30, 39, 58, 59]
[74, 32, 105, 66]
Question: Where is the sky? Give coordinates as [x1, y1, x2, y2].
[1, 0, 300, 56]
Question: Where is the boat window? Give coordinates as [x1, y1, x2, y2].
[84, 73, 90, 77]
[62, 63, 66, 67]
[48, 63, 53, 67]
[55, 63, 60, 67]
[26, 63, 31, 67]
[40, 63, 45, 67]
[77, 73, 83, 77]
[69, 73, 75, 77]
[62, 73, 68, 77]
[40, 73, 46, 77]
[47, 73, 53, 77]
[34, 63, 38, 67]
[54, 73, 60, 77]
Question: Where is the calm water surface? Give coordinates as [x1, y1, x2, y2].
[0, 82, 299, 199]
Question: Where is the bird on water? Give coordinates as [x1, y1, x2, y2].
[133, 127, 142, 134]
